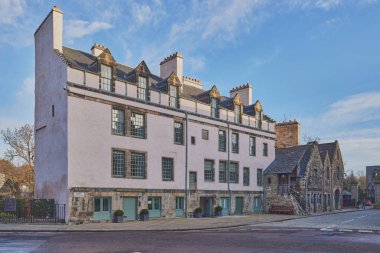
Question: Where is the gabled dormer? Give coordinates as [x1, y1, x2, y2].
[167, 72, 182, 108]
[91, 44, 117, 92]
[233, 93, 243, 124]
[209, 85, 221, 118]
[254, 100, 263, 128]
[133, 61, 151, 101]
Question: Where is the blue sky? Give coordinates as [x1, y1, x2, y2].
[0, 0, 379, 174]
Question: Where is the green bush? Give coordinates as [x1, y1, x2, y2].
[114, 210, 124, 216]
[0, 212, 16, 218]
[194, 207, 203, 213]
[32, 199, 55, 218]
[214, 206, 223, 212]
[139, 209, 149, 215]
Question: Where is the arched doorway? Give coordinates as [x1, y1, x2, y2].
[334, 189, 340, 210]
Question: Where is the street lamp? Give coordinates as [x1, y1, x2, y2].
[302, 176, 308, 215]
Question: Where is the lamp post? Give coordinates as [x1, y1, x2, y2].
[303, 175, 308, 215]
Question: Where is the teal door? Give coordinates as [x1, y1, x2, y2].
[123, 197, 137, 221]
[204, 198, 213, 217]
[148, 197, 161, 218]
[94, 197, 112, 221]
[253, 196, 261, 213]
[235, 197, 243, 215]
[175, 197, 184, 217]
[220, 197, 229, 215]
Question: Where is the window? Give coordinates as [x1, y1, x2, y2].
[211, 97, 219, 118]
[229, 162, 238, 183]
[112, 150, 125, 177]
[257, 169, 263, 186]
[100, 64, 112, 92]
[204, 159, 214, 182]
[174, 122, 183, 144]
[234, 105, 242, 124]
[112, 109, 125, 136]
[255, 111, 262, 128]
[313, 169, 318, 184]
[137, 76, 148, 100]
[191, 136, 196, 145]
[94, 197, 111, 212]
[218, 130, 226, 152]
[336, 167, 340, 180]
[232, 133, 239, 153]
[162, 157, 174, 181]
[243, 167, 250, 186]
[169, 86, 179, 108]
[176, 197, 184, 210]
[249, 136, 256, 156]
[130, 112, 145, 138]
[202, 129, 209, 140]
[267, 177, 271, 185]
[263, 143, 268, 157]
[219, 161, 227, 183]
[131, 152, 145, 179]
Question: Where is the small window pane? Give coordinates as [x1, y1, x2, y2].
[232, 133, 239, 153]
[130, 112, 145, 138]
[94, 198, 101, 212]
[202, 129, 209, 140]
[211, 98, 219, 118]
[169, 86, 179, 108]
[257, 169, 263, 186]
[100, 65, 112, 92]
[219, 161, 227, 183]
[218, 130, 226, 152]
[131, 152, 145, 179]
[112, 150, 125, 177]
[243, 167, 250, 186]
[103, 198, 110, 211]
[229, 162, 238, 183]
[204, 159, 214, 182]
[112, 109, 125, 135]
[263, 143, 268, 157]
[249, 136, 256, 156]
[162, 157, 174, 181]
[137, 76, 148, 100]
[174, 122, 183, 144]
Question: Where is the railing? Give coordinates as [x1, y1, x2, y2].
[0, 199, 66, 223]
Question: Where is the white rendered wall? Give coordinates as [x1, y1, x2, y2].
[34, 9, 68, 209]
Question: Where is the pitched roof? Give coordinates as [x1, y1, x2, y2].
[265, 144, 312, 175]
[318, 142, 336, 163]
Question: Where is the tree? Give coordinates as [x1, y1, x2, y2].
[1, 124, 34, 166]
[303, 134, 320, 143]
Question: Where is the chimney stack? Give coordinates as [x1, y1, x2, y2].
[91, 43, 107, 57]
[275, 120, 300, 148]
[160, 52, 183, 81]
[230, 83, 252, 106]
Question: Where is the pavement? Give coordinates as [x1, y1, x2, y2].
[0, 208, 367, 232]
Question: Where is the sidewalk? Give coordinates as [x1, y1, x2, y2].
[0, 209, 365, 232]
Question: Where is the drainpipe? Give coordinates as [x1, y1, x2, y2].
[227, 123, 231, 215]
[305, 175, 308, 215]
[185, 112, 189, 218]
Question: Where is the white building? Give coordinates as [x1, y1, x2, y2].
[34, 7, 276, 222]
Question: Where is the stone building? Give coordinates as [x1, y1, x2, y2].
[366, 165, 380, 203]
[34, 7, 276, 222]
[264, 120, 344, 215]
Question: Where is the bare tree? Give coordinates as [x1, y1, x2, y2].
[1, 124, 34, 166]
[303, 134, 320, 143]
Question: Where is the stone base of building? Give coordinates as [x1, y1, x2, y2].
[68, 188, 263, 223]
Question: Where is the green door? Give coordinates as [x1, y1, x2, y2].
[123, 197, 137, 221]
[94, 197, 112, 221]
[175, 197, 184, 217]
[235, 197, 243, 215]
[148, 197, 161, 218]
[253, 196, 261, 213]
[220, 197, 229, 215]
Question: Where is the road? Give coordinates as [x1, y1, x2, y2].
[0, 210, 379, 253]
[254, 209, 380, 231]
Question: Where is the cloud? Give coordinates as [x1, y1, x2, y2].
[0, 0, 26, 25]
[187, 56, 206, 72]
[250, 47, 281, 69]
[301, 92, 380, 173]
[315, 0, 342, 10]
[64, 20, 112, 41]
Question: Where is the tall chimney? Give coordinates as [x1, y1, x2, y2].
[160, 52, 183, 81]
[275, 120, 301, 148]
[230, 84, 252, 106]
[34, 6, 63, 53]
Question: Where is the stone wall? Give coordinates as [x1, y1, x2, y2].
[275, 120, 300, 148]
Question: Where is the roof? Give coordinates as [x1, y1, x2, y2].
[318, 142, 337, 163]
[60, 46, 274, 121]
[265, 144, 312, 176]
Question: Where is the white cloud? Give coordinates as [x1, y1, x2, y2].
[0, 0, 26, 25]
[301, 92, 380, 173]
[64, 20, 112, 41]
[250, 47, 281, 69]
[187, 56, 206, 72]
[315, 0, 342, 10]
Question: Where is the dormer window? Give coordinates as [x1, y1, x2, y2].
[255, 111, 262, 128]
[211, 97, 219, 118]
[169, 85, 179, 108]
[100, 64, 112, 92]
[137, 76, 148, 100]
[234, 105, 242, 124]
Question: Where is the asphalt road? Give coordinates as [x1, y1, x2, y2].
[1, 229, 380, 253]
[255, 209, 380, 231]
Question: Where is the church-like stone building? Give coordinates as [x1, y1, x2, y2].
[264, 120, 344, 215]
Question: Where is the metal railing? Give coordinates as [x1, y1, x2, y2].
[0, 199, 65, 223]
